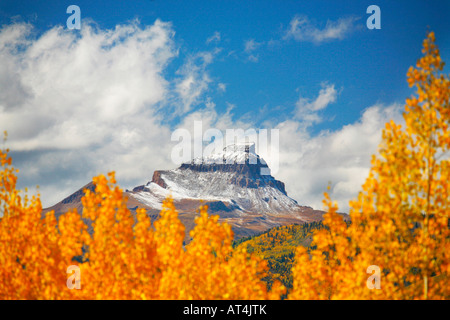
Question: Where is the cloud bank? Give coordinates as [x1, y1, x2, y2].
[295, 83, 338, 124]
[0, 20, 180, 206]
[0, 20, 403, 213]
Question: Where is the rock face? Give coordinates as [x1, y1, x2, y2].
[150, 171, 167, 189]
[62, 182, 96, 204]
[44, 143, 348, 243]
[177, 163, 286, 193]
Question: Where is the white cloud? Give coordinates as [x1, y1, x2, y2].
[295, 83, 338, 123]
[244, 39, 262, 62]
[206, 31, 221, 44]
[247, 54, 259, 63]
[0, 20, 178, 206]
[217, 83, 227, 92]
[284, 15, 357, 44]
[1, 20, 176, 149]
[175, 51, 217, 113]
[244, 39, 261, 53]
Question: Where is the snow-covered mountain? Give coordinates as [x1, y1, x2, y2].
[45, 143, 344, 242]
[130, 143, 299, 214]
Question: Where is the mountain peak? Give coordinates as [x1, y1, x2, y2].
[184, 142, 269, 173]
[223, 142, 256, 154]
[129, 140, 297, 218]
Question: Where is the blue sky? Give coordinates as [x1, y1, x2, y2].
[0, 1, 449, 211]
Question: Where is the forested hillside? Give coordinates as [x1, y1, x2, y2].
[234, 221, 326, 292]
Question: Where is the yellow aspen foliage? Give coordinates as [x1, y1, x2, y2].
[0, 147, 284, 299]
[158, 204, 285, 299]
[0, 143, 86, 299]
[289, 32, 449, 300]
